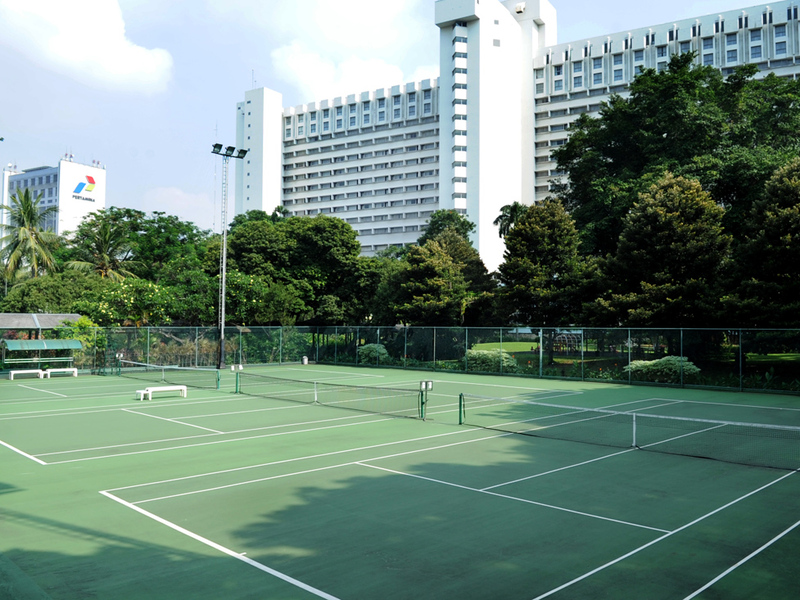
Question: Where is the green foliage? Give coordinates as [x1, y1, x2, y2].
[65, 216, 138, 281]
[498, 199, 592, 325]
[53, 316, 107, 369]
[599, 173, 731, 326]
[357, 343, 389, 364]
[0, 271, 111, 313]
[466, 348, 518, 373]
[76, 279, 172, 327]
[228, 214, 361, 323]
[417, 210, 476, 245]
[394, 241, 470, 326]
[624, 355, 700, 384]
[554, 55, 800, 256]
[1, 188, 60, 280]
[493, 202, 529, 238]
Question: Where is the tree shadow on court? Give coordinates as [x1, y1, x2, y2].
[0, 505, 317, 600]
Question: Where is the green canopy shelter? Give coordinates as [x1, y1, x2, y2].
[1, 339, 83, 369]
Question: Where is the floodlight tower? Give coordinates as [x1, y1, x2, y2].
[211, 143, 248, 369]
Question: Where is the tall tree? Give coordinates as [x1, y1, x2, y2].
[554, 54, 800, 255]
[497, 199, 589, 325]
[417, 209, 476, 245]
[393, 241, 470, 326]
[493, 202, 528, 238]
[0, 188, 59, 280]
[65, 218, 138, 282]
[599, 174, 731, 326]
[726, 158, 800, 326]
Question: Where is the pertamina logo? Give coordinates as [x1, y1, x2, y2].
[74, 176, 96, 194]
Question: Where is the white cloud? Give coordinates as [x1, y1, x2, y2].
[0, 0, 173, 94]
[271, 42, 409, 102]
[137, 187, 215, 231]
[207, 0, 438, 100]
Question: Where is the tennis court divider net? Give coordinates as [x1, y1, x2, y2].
[118, 360, 220, 390]
[236, 371, 425, 419]
[458, 393, 800, 471]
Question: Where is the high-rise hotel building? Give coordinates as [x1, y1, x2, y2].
[236, 0, 800, 271]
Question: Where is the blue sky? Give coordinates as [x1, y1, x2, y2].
[0, 0, 739, 233]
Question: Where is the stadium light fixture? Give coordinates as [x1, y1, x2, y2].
[210, 143, 249, 369]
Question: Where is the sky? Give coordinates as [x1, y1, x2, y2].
[0, 0, 742, 233]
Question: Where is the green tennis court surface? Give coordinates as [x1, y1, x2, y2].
[2, 365, 799, 599]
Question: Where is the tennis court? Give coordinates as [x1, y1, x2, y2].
[1, 364, 799, 599]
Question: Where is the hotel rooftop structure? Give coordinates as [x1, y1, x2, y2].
[236, 0, 800, 271]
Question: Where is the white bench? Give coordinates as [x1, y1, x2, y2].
[44, 368, 78, 378]
[9, 369, 44, 380]
[135, 385, 188, 401]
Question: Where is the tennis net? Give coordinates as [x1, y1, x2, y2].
[118, 360, 220, 390]
[236, 371, 424, 419]
[458, 393, 800, 471]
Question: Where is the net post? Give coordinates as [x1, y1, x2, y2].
[458, 393, 465, 425]
[216, 369, 221, 390]
[419, 390, 425, 419]
[632, 413, 637, 448]
[235, 371, 240, 394]
[314, 381, 319, 404]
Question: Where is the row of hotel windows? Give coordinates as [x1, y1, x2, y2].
[539, 35, 795, 91]
[285, 147, 438, 171]
[282, 130, 439, 160]
[286, 198, 438, 212]
[285, 183, 439, 196]
[285, 169, 438, 185]
[558, 8, 798, 59]
[284, 91, 434, 138]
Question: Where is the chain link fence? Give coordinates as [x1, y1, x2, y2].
[3, 325, 800, 394]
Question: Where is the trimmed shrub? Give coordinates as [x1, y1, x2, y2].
[358, 343, 389, 364]
[624, 355, 700, 384]
[466, 349, 519, 373]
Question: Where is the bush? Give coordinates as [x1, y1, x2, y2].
[466, 349, 518, 373]
[358, 343, 389, 364]
[624, 355, 700, 384]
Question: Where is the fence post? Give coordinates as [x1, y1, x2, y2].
[539, 328, 543, 377]
[465, 328, 469, 372]
[739, 328, 744, 392]
[680, 328, 684, 388]
[279, 327, 283, 364]
[146, 328, 150, 365]
[628, 329, 632, 384]
[581, 330, 585, 381]
[404, 326, 408, 369]
[433, 327, 437, 370]
[500, 328, 503, 374]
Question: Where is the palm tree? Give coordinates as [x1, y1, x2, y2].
[493, 202, 528, 238]
[0, 188, 59, 280]
[66, 218, 139, 282]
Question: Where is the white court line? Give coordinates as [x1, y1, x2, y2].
[36, 409, 363, 456]
[529, 470, 798, 600]
[0, 438, 48, 465]
[99, 491, 340, 600]
[481, 448, 637, 491]
[16, 385, 67, 397]
[122, 409, 223, 434]
[106, 428, 496, 493]
[44, 417, 398, 464]
[683, 515, 800, 599]
[356, 462, 668, 533]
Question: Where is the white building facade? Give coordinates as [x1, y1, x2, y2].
[236, 0, 800, 271]
[1, 158, 107, 238]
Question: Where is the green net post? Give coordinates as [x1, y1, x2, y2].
[215, 369, 221, 390]
[458, 393, 465, 425]
[419, 390, 425, 420]
[235, 371, 240, 394]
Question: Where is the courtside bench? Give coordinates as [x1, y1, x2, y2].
[135, 385, 187, 401]
[9, 369, 44, 380]
[44, 368, 78, 378]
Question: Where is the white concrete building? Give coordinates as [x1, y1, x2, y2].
[1, 158, 107, 238]
[236, 0, 800, 271]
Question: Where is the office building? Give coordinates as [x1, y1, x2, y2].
[1, 157, 107, 237]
